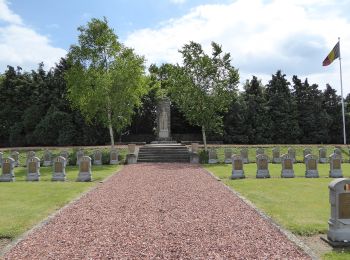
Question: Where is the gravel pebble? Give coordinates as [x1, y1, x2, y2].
[4, 163, 310, 259]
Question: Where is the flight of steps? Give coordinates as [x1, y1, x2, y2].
[137, 143, 190, 163]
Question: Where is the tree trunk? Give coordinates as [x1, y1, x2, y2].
[107, 110, 115, 148]
[202, 125, 207, 151]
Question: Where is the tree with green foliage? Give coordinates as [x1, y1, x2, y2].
[65, 17, 147, 147]
[168, 41, 239, 150]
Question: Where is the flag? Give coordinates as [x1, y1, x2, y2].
[322, 42, 340, 66]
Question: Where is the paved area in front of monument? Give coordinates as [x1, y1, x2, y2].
[4, 164, 310, 259]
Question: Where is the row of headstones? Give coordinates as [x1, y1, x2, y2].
[0, 149, 119, 167]
[0, 155, 94, 182]
[230, 153, 342, 179]
[207, 147, 344, 164]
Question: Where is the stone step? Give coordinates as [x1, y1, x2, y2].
[137, 144, 190, 163]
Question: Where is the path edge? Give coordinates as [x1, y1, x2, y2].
[0, 166, 123, 258]
[202, 167, 319, 260]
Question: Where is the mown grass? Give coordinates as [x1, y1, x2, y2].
[0, 164, 121, 239]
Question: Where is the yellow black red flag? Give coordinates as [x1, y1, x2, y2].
[323, 42, 340, 66]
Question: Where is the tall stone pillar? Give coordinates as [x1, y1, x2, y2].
[157, 98, 171, 141]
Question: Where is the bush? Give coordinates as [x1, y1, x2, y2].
[199, 150, 209, 164]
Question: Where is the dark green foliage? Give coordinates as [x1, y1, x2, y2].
[199, 150, 209, 164]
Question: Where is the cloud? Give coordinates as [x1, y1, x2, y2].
[0, 0, 66, 71]
[169, 0, 186, 4]
[126, 0, 350, 95]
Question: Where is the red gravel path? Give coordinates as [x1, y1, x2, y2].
[4, 164, 310, 259]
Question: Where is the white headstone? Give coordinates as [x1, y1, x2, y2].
[240, 148, 249, 164]
[319, 148, 327, 163]
[43, 149, 52, 166]
[110, 149, 118, 165]
[10, 151, 19, 167]
[77, 156, 92, 182]
[287, 147, 296, 163]
[224, 148, 232, 164]
[93, 150, 102, 165]
[305, 154, 319, 178]
[76, 149, 84, 165]
[272, 147, 281, 163]
[52, 156, 66, 181]
[27, 157, 40, 181]
[231, 155, 245, 179]
[329, 153, 343, 178]
[256, 154, 270, 178]
[281, 154, 294, 178]
[208, 148, 218, 164]
[0, 157, 15, 182]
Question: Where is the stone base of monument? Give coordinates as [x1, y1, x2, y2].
[208, 159, 218, 164]
[27, 173, 40, 181]
[0, 174, 15, 182]
[321, 236, 350, 247]
[272, 158, 281, 163]
[93, 160, 102, 165]
[127, 154, 137, 164]
[320, 158, 328, 163]
[242, 158, 249, 164]
[330, 170, 343, 178]
[224, 158, 232, 164]
[281, 170, 295, 178]
[256, 170, 270, 178]
[43, 161, 52, 167]
[52, 173, 66, 181]
[306, 170, 319, 178]
[77, 172, 92, 182]
[190, 153, 199, 164]
[231, 170, 245, 179]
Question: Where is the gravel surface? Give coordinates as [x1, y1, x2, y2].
[4, 164, 310, 259]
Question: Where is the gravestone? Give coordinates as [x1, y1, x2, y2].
[256, 154, 270, 178]
[281, 154, 294, 178]
[52, 156, 66, 181]
[272, 147, 281, 163]
[126, 144, 137, 164]
[303, 148, 312, 162]
[60, 150, 69, 166]
[329, 153, 343, 178]
[328, 178, 350, 244]
[334, 148, 343, 162]
[256, 148, 265, 157]
[319, 148, 327, 163]
[305, 154, 319, 178]
[224, 148, 232, 164]
[208, 148, 218, 164]
[0, 157, 15, 182]
[76, 149, 84, 165]
[240, 148, 249, 164]
[43, 149, 52, 166]
[77, 156, 92, 182]
[0, 152, 2, 168]
[287, 147, 296, 163]
[110, 149, 119, 165]
[231, 155, 245, 179]
[27, 157, 40, 181]
[157, 98, 171, 141]
[190, 143, 199, 164]
[26, 151, 36, 164]
[93, 150, 102, 165]
[10, 151, 19, 167]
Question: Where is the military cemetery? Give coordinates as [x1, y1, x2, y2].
[1, 3, 350, 258]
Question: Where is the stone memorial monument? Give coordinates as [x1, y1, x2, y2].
[43, 149, 52, 166]
[52, 156, 66, 181]
[240, 148, 249, 164]
[319, 148, 327, 163]
[208, 148, 218, 164]
[76, 149, 84, 165]
[334, 148, 343, 162]
[93, 150, 102, 165]
[126, 144, 137, 164]
[157, 98, 171, 141]
[231, 155, 245, 179]
[272, 147, 281, 163]
[327, 178, 350, 245]
[26, 151, 36, 165]
[224, 148, 232, 164]
[288, 147, 296, 163]
[0, 157, 15, 182]
[303, 148, 312, 162]
[329, 153, 343, 178]
[281, 154, 294, 178]
[256, 154, 270, 178]
[305, 154, 319, 178]
[110, 149, 119, 165]
[10, 151, 19, 167]
[27, 157, 40, 181]
[77, 156, 92, 182]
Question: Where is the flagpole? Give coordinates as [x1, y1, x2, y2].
[338, 37, 347, 145]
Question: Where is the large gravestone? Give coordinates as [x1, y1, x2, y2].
[231, 155, 245, 179]
[27, 157, 40, 181]
[288, 147, 296, 163]
[305, 154, 319, 178]
[208, 148, 218, 164]
[26, 151, 36, 165]
[281, 154, 294, 178]
[10, 151, 19, 167]
[240, 148, 249, 164]
[93, 150, 102, 165]
[328, 178, 350, 244]
[256, 154, 270, 178]
[334, 148, 343, 163]
[110, 149, 118, 165]
[224, 148, 232, 164]
[319, 148, 327, 163]
[157, 98, 171, 141]
[77, 156, 92, 182]
[43, 149, 52, 166]
[329, 153, 343, 178]
[272, 147, 281, 163]
[52, 156, 66, 181]
[190, 143, 199, 164]
[76, 149, 84, 165]
[0, 157, 15, 182]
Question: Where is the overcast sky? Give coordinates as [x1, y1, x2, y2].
[0, 0, 349, 95]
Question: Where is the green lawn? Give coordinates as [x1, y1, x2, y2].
[205, 163, 350, 259]
[0, 164, 121, 239]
